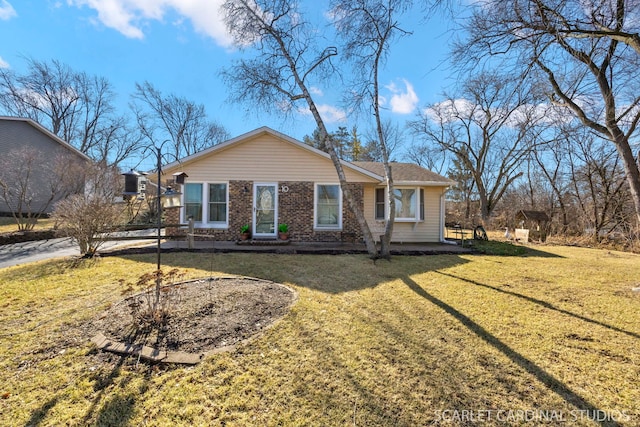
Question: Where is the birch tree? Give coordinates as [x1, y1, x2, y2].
[330, 0, 413, 258]
[220, 0, 380, 257]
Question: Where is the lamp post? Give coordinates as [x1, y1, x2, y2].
[123, 145, 182, 309]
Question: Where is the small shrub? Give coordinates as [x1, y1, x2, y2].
[119, 268, 185, 330]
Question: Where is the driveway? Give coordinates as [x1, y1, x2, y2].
[0, 229, 159, 269]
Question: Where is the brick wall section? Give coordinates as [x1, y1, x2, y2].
[277, 181, 313, 241]
[276, 181, 364, 243]
[172, 180, 365, 242]
[164, 206, 183, 238]
[229, 180, 253, 239]
[340, 183, 364, 242]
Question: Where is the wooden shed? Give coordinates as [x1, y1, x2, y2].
[515, 210, 550, 242]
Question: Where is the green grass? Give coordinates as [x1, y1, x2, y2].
[1, 247, 639, 426]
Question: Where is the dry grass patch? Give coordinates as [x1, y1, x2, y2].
[0, 247, 639, 426]
[0, 217, 56, 234]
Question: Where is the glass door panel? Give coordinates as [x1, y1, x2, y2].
[253, 183, 277, 238]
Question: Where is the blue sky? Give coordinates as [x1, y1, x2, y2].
[0, 0, 458, 168]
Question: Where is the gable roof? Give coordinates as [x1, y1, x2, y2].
[515, 210, 550, 222]
[352, 161, 455, 186]
[162, 126, 382, 181]
[0, 116, 92, 162]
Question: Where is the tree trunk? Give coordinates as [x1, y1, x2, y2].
[613, 133, 640, 227]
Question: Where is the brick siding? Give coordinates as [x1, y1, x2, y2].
[167, 180, 365, 242]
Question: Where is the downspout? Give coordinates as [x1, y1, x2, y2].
[439, 190, 445, 243]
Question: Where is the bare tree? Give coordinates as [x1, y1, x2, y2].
[130, 81, 229, 162]
[0, 148, 84, 231]
[0, 58, 78, 139]
[456, 0, 640, 226]
[446, 151, 476, 222]
[52, 163, 124, 257]
[221, 0, 380, 257]
[567, 133, 631, 240]
[404, 139, 448, 174]
[410, 71, 542, 222]
[330, 0, 413, 258]
[0, 58, 141, 166]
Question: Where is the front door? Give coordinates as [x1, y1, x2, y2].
[253, 183, 278, 238]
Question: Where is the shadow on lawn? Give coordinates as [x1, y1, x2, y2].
[401, 275, 621, 427]
[23, 397, 59, 427]
[145, 252, 471, 294]
[21, 355, 141, 427]
[83, 351, 159, 427]
[436, 271, 640, 340]
[80, 355, 149, 427]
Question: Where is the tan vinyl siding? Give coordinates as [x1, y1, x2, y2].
[363, 184, 445, 243]
[164, 134, 379, 183]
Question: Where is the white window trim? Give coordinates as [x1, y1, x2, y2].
[207, 182, 229, 228]
[394, 187, 420, 222]
[314, 183, 343, 230]
[183, 182, 204, 224]
[376, 186, 424, 222]
[181, 181, 229, 229]
[374, 187, 386, 221]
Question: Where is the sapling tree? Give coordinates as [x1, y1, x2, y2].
[51, 162, 123, 257]
[0, 147, 83, 230]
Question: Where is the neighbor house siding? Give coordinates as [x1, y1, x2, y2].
[0, 118, 88, 214]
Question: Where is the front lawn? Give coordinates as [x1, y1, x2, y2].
[0, 217, 56, 234]
[0, 246, 638, 426]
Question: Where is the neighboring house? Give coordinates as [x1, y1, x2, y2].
[162, 127, 455, 243]
[0, 116, 91, 215]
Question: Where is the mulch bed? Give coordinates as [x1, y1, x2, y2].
[90, 276, 297, 363]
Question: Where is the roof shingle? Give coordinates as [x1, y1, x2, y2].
[351, 161, 454, 185]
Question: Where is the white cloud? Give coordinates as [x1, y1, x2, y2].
[309, 86, 324, 96]
[0, 0, 16, 20]
[0, 56, 8, 68]
[299, 103, 346, 124]
[68, 0, 233, 46]
[425, 98, 476, 124]
[317, 104, 346, 123]
[385, 79, 419, 114]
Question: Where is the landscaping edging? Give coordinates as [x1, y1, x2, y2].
[91, 333, 203, 365]
[0, 229, 57, 245]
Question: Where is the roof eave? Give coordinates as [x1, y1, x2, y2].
[1, 116, 92, 162]
[162, 126, 384, 182]
[394, 180, 457, 187]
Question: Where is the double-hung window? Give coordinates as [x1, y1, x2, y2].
[375, 187, 425, 221]
[184, 182, 228, 226]
[315, 184, 342, 229]
[208, 183, 228, 225]
[375, 188, 385, 220]
[185, 183, 203, 221]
